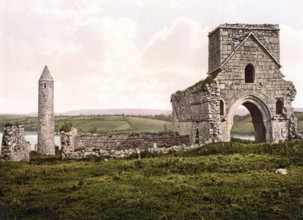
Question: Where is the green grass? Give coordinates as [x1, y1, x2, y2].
[231, 114, 256, 135]
[0, 139, 303, 219]
[232, 112, 303, 135]
[126, 116, 171, 132]
[0, 115, 172, 133]
[231, 123, 254, 135]
[1, 112, 303, 135]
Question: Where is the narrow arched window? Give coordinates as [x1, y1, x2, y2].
[276, 99, 283, 114]
[245, 63, 255, 83]
[195, 129, 199, 144]
[44, 83, 46, 88]
[220, 100, 224, 116]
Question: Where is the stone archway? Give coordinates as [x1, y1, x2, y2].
[171, 24, 299, 145]
[226, 95, 272, 143]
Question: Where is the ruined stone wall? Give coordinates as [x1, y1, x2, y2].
[172, 23, 299, 145]
[61, 129, 190, 159]
[1, 124, 30, 161]
[171, 81, 221, 144]
[61, 128, 78, 159]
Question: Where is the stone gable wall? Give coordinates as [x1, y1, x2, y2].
[1, 124, 30, 161]
[61, 128, 190, 159]
[216, 34, 295, 116]
[216, 27, 297, 142]
[172, 23, 300, 145]
[208, 24, 279, 73]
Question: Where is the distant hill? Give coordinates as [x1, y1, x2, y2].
[235, 107, 303, 116]
[19, 107, 303, 117]
[2, 111, 303, 135]
[24, 109, 172, 117]
[0, 115, 171, 133]
[58, 109, 172, 116]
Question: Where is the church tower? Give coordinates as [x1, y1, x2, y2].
[37, 65, 55, 155]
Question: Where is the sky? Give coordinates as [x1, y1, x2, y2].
[0, 0, 303, 114]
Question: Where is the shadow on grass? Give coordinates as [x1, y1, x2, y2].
[30, 146, 61, 163]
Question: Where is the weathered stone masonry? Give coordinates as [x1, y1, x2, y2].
[1, 124, 30, 161]
[61, 128, 190, 159]
[171, 24, 300, 144]
[38, 66, 55, 155]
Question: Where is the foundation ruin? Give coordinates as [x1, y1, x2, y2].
[61, 128, 190, 160]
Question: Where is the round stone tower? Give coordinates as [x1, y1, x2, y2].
[37, 65, 55, 155]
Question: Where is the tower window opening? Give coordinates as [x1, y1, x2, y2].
[276, 99, 283, 114]
[220, 100, 224, 116]
[245, 63, 255, 83]
[195, 129, 199, 144]
[44, 83, 46, 88]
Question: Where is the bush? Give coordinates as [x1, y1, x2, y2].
[60, 121, 73, 132]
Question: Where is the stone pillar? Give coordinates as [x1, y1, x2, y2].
[61, 128, 77, 160]
[37, 65, 55, 155]
[1, 124, 30, 161]
[253, 122, 266, 143]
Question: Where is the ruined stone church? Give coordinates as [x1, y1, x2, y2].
[171, 24, 300, 144]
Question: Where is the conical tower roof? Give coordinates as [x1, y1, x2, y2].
[39, 65, 54, 81]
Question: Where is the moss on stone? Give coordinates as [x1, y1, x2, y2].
[186, 75, 215, 91]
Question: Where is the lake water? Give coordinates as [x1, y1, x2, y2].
[0, 132, 61, 151]
[231, 134, 254, 141]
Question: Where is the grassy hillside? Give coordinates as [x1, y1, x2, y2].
[231, 114, 255, 135]
[0, 115, 171, 133]
[1, 112, 303, 135]
[0, 139, 302, 219]
[231, 112, 303, 135]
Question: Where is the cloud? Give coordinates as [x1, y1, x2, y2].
[2, 1, 301, 114]
[143, 17, 209, 70]
[141, 17, 210, 97]
[0, 12, 213, 113]
[121, 0, 146, 8]
[280, 24, 303, 107]
[169, 0, 189, 8]
[217, 0, 238, 11]
[0, 2, 142, 113]
[31, 0, 103, 23]
[58, 16, 210, 111]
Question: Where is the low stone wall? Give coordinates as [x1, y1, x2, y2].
[61, 128, 190, 159]
[1, 124, 30, 161]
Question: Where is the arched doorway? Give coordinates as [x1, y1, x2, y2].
[226, 95, 272, 143]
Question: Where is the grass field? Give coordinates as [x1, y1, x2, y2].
[231, 114, 255, 135]
[0, 115, 171, 133]
[1, 112, 303, 135]
[231, 112, 303, 135]
[0, 139, 303, 219]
